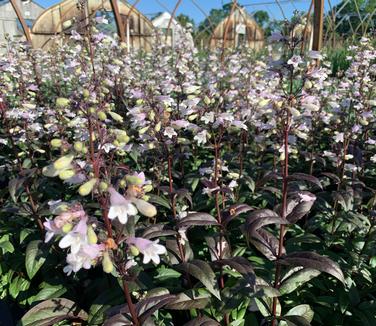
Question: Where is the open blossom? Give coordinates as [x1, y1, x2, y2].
[164, 127, 177, 139]
[334, 132, 344, 143]
[127, 237, 167, 265]
[58, 217, 88, 254]
[63, 244, 104, 275]
[108, 187, 137, 224]
[287, 55, 303, 68]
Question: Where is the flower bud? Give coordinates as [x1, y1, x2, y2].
[134, 199, 157, 218]
[148, 111, 155, 121]
[83, 89, 90, 98]
[62, 223, 73, 233]
[108, 111, 123, 122]
[188, 114, 197, 121]
[259, 99, 270, 107]
[102, 251, 114, 274]
[130, 245, 140, 256]
[117, 132, 129, 143]
[155, 122, 161, 132]
[143, 184, 153, 193]
[139, 126, 149, 135]
[56, 97, 70, 108]
[78, 179, 97, 196]
[59, 169, 75, 180]
[136, 99, 144, 105]
[53, 154, 74, 171]
[304, 80, 313, 89]
[87, 225, 98, 244]
[119, 179, 126, 188]
[99, 181, 109, 192]
[51, 139, 62, 148]
[74, 141, 84, 152]
[289, 107, 300, 117]
[204, 96, 211, 105]
[126, 175, 143, 185]
[89, 107, 96, 114]
[98, 111, 107, 121]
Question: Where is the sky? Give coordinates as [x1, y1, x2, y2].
[33, 0, 342, 24]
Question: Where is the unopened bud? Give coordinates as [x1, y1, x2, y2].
[126, 175, 143, 185]
[98, 111, 107, 121]
[56, 97, 70, 108]
[102, 251, 114, 274]
[74, 141, 84, 152]
[108, 111, 123, 122]
[87, 225, 98, 244]
[130, 245, 140, 256]
[53, 154, 74, 171]
[78, 179, 97, 196]
[51, 139, 62, 148]
[155, 122, 161, 132]
[134, 199, 157, 218]
[62, 223, 73, 233]
[59, 169, 75, 180]
[143, 184, 153, 193]
[99, 181, 108, 192]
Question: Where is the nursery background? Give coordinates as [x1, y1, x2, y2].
[0, 0, 376, 325]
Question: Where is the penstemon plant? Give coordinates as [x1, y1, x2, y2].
[1, 12, 376, 326]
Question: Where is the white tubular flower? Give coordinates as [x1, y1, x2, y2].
[108, 187, 137, 224]
[127, 237, 167, 265]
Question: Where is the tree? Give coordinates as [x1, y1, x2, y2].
[253, 10, 272, 36]
[176, 14, 195, 29]
[329, 0, 376, 38]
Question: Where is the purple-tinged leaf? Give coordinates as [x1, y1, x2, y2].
[20, 298, 88, 326]
[177, 260, 221, 299]
[178, 212, 219, 228]
[283, 192, 316, 224]
[165, 289, 211, 310]
[214, 257, 256, 287]
[279, 252, 345, 284]
[249, 228, 285, 261]
[288, 173, 322, 189]
[141, 224, 177, 239]
[222, 203, 254, 226]
[321, 172, 340, 184]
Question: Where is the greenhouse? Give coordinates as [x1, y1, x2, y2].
[0, 0, 376, 325]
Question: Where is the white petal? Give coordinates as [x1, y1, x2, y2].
[108, 206, 118, 220]
[117, 209, 128, 224]
[58, 234, 73, 249]
[142, 254, 151, 264]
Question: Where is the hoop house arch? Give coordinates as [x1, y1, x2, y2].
[210, 6, 264, 50]
[31, 0, 154, 50]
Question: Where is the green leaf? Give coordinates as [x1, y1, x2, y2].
[155, 266, 182, 281]
[285, 304, 314, 322]
[177, 260, 221, 299]
[148, 194, 171, 209]
[29, 284, 67, 304]
[18, 298, 88, 326]
[88, 287, 124, 325]
[279, 268, 321, 295]
[9, 276, 30, 299]
[0, 234, 15, 254]
[25, 240, 47, 280]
